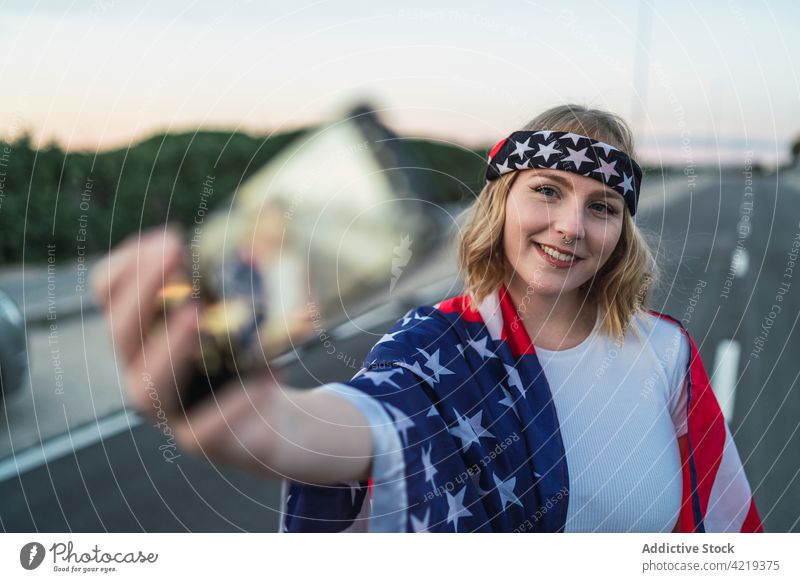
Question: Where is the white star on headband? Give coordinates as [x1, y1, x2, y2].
[534, 141, 561, 162]
[563, 146, 592, 171]
[511, 138, 534, 159]
[593, 158, 620, 182]
[592, 141, 618, 156]
[495, 160, 513, 174]
[486, 130, 640, 216]
[620, 172, 634, 195]
[562, 132, 586, 146]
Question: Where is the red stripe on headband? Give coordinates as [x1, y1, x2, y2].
[489, 137, 508, 160]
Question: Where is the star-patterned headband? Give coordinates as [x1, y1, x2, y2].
[486, 130, 643, 215]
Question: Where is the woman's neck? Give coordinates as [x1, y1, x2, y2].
[504, 277, 597, 350]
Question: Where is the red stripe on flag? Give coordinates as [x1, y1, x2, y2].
[741, 497, 764, 532]
[684, 332, 727, 526]
[649, 309, 727, 532]
[676, 434, 697, 533]
[437, 295, 483, 322]
[498, 285, 535, 357]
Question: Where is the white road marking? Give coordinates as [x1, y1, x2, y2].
[732, 248, 749, 278]
[0, 409, 142, 481]
[711, 339, 741, 423]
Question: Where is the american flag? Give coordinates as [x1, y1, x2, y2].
[282, 286, 763, 532]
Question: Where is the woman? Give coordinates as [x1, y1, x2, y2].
[93, 105, 762, 533]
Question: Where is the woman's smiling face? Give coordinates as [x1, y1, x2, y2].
[503, 168, 625, 299]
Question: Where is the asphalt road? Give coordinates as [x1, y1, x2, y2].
[1, 416, 285, 532]
[1, 168, 798, 532]
[638, 166, 800, 533]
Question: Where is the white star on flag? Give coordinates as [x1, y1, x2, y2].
[593, 158, 620, 182]
[467, 336, 497, 360]
[469, 471, 491, 497]
[375, 330, 404, 346]
[448, 410, 481, 453]
[498, 384, 521, 420]
[446, 486, 473, 532]
[511, 137, 533, 159]
[401, 310, 415, 327]
[492, 473, 523, 509]
[514, 159, 532, 170]
[410, 508, 431, 532]
[384, 402, 415, 445]
[400, 360, 438, 388]
[563, 147, 592, 171]
[534, 141, 561, 162]
[466, 410, 495, 440]
[422, 444, 438, 489]
[360, 368, 405, 389]
[427, 405, 440, 417]
[534, 130, 553, 139]
[416, 348, 455, 382]
[504, 363, 526, 398]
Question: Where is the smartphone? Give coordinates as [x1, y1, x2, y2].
[158, 203, 301, 410]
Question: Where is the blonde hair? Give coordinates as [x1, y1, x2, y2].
[457, 104, 659, 342]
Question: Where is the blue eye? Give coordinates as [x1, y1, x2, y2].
[532, 185, 619, 216]
[590, 202, 618, 215]
[534, 186, 559, 198]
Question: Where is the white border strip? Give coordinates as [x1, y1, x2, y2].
[316, 382, 408, 532]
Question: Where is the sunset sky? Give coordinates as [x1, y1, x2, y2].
[2, 0, 798, 164]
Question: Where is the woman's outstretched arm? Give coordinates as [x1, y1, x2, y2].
[91, 228, 372, 484]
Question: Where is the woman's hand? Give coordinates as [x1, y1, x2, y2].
[90, 227, 283, 474]
[91, 228, 373, 482]
[91, 228, 199, 416]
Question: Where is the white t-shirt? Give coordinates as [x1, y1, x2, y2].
[535, 308, 690, 532]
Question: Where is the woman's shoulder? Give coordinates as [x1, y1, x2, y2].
[389, 293, 480, 333]
[361, 298, 468, 365]
[638, 308, 689, 337]
[632, 308, 692, 363]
